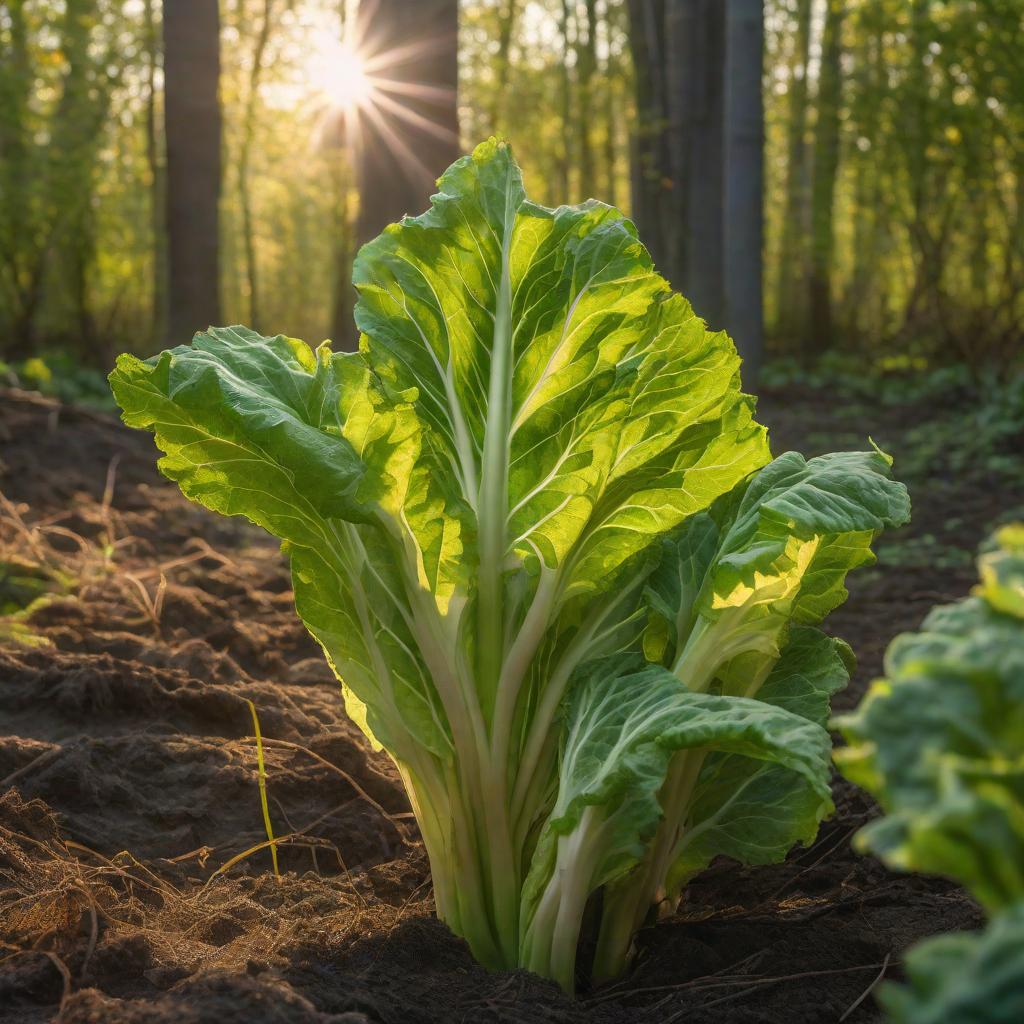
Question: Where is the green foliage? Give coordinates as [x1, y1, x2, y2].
[3, 0, 1021, 372]
[762, 357, 1024, 490]
[111, 140, 909, 992]
[1, 351, 115, 410]
[759, 354, 973, 406]
[835, 524, 1024, 1020]
[879, 903, 1024, 1024]
[766, 0, 1024, 360]
[875, 532, 972, 571]
[901, 372, 1024, 486]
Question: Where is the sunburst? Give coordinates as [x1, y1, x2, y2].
[308, 3, 458, 189]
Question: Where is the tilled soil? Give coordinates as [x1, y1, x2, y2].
[0, 383, 1016, 1024]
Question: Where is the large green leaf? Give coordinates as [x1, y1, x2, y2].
[354, 138, 768, 613]
[109, 327, 452, 760]
[666, 626, 851, 893]
[519, 655, 831, 986]
[111, 326, 369, 529]
[638, 449, 909, 694]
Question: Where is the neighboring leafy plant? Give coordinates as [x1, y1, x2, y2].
[110, 140, 909, 991]
[835, 524, 1024, 1022]
[0, 352, 116, 410]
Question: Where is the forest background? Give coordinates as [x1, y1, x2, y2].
[1, 0, 1022, 398]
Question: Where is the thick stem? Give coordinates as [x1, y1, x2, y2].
[591, 748, 706, 983]
[367, 516, 520, 963]
[511, 583, 642, 831]
[470, 174, 522, 964]
[397, 761, 459, 931]
[476, 178, 517, 719]
[406, 760, 507, 969]
[476, 759, 521, 966]
[520, 807, 605, 993]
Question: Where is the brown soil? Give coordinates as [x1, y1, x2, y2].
[1, 383, 1016, 1024]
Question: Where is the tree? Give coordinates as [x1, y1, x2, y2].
[671, 0, 726, 323]
[163, 0, 222, 342]
[143, 0, 166, 344]
[489, 0, 518, 130]
[723, 0, 764, 379]
[0, 0, 41, 353]
[576, 0, 599, 198]
[807, 0, 844, 354]
[238, 0, 277, 332]
[558, 0, 574, 198]
[353, 0, 459, 245]
[49, 0, 101, 348]
[774, 0, 813, 339]
[641, 0, 758, 370]
[347, 0, 459, 348]
[626, 0, 671, 275]
[328, 0, 357, 348]
[601, 0, 621, 208]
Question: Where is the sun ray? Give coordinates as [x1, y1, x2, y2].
[370, 89, 460, 144]
[355, 99, 439, 190]
[371, 78, 458, 105]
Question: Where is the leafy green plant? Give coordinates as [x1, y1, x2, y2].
[109, 140, 908, 991]
[0, 351, 116, 410]
[835, 524, 1024, 1021]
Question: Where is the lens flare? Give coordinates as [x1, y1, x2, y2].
[310, 35, 374, 112]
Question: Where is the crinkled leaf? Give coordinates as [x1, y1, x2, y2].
[661, 450, 908, 693]
[109, 327, 453, 758]
[666, 627, 850, 892]
[520, 655, 832, 930]
[835, 528, 1024, 912]
[354, 138, 769, 597]
[641, 513, 719, 664]
[706, 450, 910, 624]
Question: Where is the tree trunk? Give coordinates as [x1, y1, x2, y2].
[143, 0, 166, 345]
[49, 0, 104, 353]
[0, 0, 35, 354]
[807, 0, 844, 357]
[676, 0, 725, 323]
[774, 0, 812, 342]
[354, 0, 459, 237]
[577, 0, 599, 199]
[163, 0, 222, 342]
[663, 0, 692, 288]
[723, 0, 764, 381]
[558, 0, 574, 199]
[239, 0, 275, 332]
[489, 0, 518, 131]
[329, 1, 356, 346]
[601, 1, 618, 208]
[329, 161, 356, 347]
[626, 0, 671, 276]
